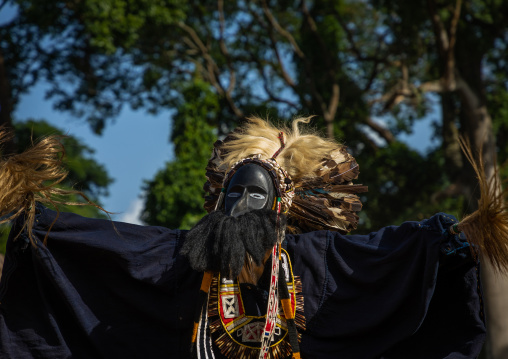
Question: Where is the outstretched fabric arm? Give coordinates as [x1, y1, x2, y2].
[286, 213, 485, 359]
[0, 206, 202, 359]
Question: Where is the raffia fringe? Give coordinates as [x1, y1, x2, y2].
[458, 138, 508, 272]
[0, 128, 110, 246]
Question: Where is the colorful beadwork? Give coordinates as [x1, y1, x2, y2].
[208, 249, 305, 359]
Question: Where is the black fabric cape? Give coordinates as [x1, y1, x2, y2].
[0, 207, 485, 358]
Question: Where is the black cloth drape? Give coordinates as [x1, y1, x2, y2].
[0, 207, 485, 358]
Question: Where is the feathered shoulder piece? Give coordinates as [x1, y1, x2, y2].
[203, 117, 368, 234]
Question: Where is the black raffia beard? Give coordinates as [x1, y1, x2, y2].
[180, 209, 286, 279]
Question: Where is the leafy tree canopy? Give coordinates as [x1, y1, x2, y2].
[2, 0, 508, 232]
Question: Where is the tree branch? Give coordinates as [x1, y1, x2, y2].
[249, 7, 297, 90]
[247, 50, 300, 109]
[449, 0, 462, 54]
[258, 2, 328, 123]
[260, 0, 305, 59]
[363, 38, 384, 92]
[419, 79, 447, 93]
[369, 63, 416, 111]
[217, 0, 236, 95]
[365, 117, 395, 144]
[446, 0, 462, 81]
[300, 1, 333, 70]
[430, 182, 467, 204]
[427, 0, 449, 58]
[300, 2, 342, 138]
[177, 21, 243, 118]
[263, 82, 300, 109]
[359, 131, 381, 152]
[333, 9, 393, 64]
[258, 1, 339, 137]
[267, 30, 296, 88]
[177, 22, 222, 93]
[324, 83, 340, 138]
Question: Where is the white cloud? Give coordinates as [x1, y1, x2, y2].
[118, 198, 145, 225]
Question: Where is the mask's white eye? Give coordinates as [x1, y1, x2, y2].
[250, 193, 266, 200]
[227, 192, 241, 198]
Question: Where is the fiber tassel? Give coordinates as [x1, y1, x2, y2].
[0, 128, 108, 246]
[191, 271, 213, 358]
[456, 138, 508, 272]
[214, 190, 226, 211]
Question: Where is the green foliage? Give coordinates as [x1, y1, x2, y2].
[0, 224, 9, 254]
[2, 0, 188, 133]
[81, 0, 187, 54]
[142, 80, 218, 229]
[141, 158, 207, 229]
[356, 143, 464, 232]
[14, 119, 113, 199]
[3, 0, 508, 234]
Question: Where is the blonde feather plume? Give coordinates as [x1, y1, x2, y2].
[221, 116, 346, 181]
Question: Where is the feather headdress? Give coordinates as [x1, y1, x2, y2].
[203, 116, 368, 234]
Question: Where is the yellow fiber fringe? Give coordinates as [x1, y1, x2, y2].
[458, 138, 508, 273]
[0, 128, 107, 246]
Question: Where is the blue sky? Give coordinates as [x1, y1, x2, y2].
[16, 82, 174, 224]
[1, 4, 437, 225]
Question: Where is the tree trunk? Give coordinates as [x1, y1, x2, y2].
[457, 61, 508, 359]
[481, 258, 508, 359]
[441, 92, 462, 180]
[325, 115, 334, 139]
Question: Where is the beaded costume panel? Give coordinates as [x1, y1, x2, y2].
[208, 249, 305, 359]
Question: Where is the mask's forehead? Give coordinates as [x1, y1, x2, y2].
[224, 158, 284, 197]
[226, 164, 275, 192]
